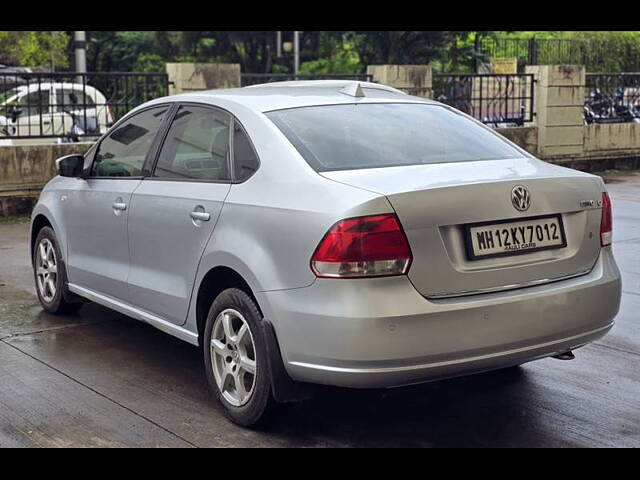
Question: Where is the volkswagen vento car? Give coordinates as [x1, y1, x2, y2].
[30, 80, 622, 426]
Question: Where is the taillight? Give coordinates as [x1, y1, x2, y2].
[311, 214, 412, 278]
[600, 192, 613, 246]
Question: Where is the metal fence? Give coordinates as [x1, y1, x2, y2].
[241, 73, 372, 87]
[433, 73, 535, 127]
[480, 38, 588, 69]
[0, 72, 168, 140]
[584, 73, 640, 124]
[480, 37, 640, 73]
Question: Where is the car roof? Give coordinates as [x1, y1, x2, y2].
[13, 82, 99, 92]
[150, 80, 438, 113]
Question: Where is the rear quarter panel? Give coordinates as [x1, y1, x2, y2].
[183, 108, 392, 334]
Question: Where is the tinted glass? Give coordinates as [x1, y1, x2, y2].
[55, 89, 95, 112]
[233, 123, 259, 181]
[18, 90, 50, 115]
[154, 105, 230, 182]
[267, 103, 523, 172]
[91, 106, 167, 177]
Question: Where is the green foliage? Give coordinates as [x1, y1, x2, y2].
[0, 31, 69, 69]
[0, 215, 29, 224]
[4, 30, 640, 75]
[299, 35, 361, 74]
[88, 31, 160, 72]
[352, 31, 452, 68]
[484, 31, 640, 72]
[134, 53, 166, 73]
[570, 31, 640, 72]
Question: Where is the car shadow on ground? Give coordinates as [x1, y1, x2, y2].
[39, 303, 548, 447]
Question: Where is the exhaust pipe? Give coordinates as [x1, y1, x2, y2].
[552, 350, 575, 360]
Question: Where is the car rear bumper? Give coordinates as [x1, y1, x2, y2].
[257, 248, 621, 388]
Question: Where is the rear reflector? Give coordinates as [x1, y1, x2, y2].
[600, 192, 613, 246]
[311, 214, 412, 278]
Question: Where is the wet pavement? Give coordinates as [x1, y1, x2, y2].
[0, 179, 638, 447]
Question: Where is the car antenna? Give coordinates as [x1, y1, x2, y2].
[339, 82, 365, 98]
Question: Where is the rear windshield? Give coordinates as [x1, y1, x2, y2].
[266, 103, 523, 172]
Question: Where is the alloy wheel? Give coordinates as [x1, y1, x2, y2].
[210, 308, 257, 407]
[35, 238, 58, 303]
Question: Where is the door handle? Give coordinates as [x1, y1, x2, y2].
[190, 211, 210, 222]
[113, 202, 128, 211]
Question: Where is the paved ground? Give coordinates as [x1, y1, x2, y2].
[0, 179, 639, 447]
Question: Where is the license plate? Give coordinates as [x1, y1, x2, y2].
[464, 214, 567, 260]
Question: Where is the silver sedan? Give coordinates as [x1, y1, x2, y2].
[30, 80, 621, 426]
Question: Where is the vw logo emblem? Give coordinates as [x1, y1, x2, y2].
[511, 185, 531, 211]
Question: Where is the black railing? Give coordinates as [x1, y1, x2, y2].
[584, 73, 640, 124]
[480, 38, 588, 70]
[241, 73, 372, 87]
[0, 72, 168, 140]
[480, 37, 640, 73]
[433, 73, 535, 127]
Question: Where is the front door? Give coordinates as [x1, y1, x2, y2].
[65, 104, 170, 301]
[51, 87, 100, 137]
[13, 88, 53, 137]
[127, 104, 232, 325]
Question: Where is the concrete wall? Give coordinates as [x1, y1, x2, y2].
[366, 65, 433, 98]
[514, 64, 640, 170]
[166, 63, 241, 94]
[496, 126, 538, 155]
[525, 65, 586, 159]
[2, 62, 640, 216]
[584, 123, 640, 154]
[0, 142, 91, 216]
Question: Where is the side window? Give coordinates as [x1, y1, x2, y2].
[153, 105, 231, 182]
[55, 89, 95, 112]
[18, 90, 50, 115]
[91, 106, 168, 178]
[233, 123, 259, 182]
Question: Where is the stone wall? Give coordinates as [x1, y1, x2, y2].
[166, 63, 241, 94]
[366, 65, 433, 98]
[525, 65, 586, 159]
[495, 126, 538, 155]
[0, 142, 92, 216]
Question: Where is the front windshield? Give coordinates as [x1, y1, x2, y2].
[267, 103, 524, 172]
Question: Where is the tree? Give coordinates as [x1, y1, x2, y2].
[87, 31, 159, 72]
[352, 31, 453, 68]
[0, 31, 69, 69]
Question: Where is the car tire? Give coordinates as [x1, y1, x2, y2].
[33, 227, 83, 315]
[203, 288, 274, 427]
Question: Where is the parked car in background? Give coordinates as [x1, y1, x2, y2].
[0, 82, 113, 142]
[30, 80, 621, 427]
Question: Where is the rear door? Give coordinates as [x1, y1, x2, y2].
[126, 104, 232, 325]
[65, 104, 170, 301]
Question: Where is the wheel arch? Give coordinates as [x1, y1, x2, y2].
[194, 264, 311, 403]
[194, 265, 262, 348]
[30, 213, 53, 265]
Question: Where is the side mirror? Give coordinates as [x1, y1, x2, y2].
[56, 154, 84, 178]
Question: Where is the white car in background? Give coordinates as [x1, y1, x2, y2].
[0, 82, 114, 144]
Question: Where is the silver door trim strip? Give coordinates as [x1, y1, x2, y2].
[67, 283, 199, 346]
[426, 269, 592, 299]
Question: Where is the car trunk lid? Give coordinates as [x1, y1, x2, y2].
[321, 158, 604, 298]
